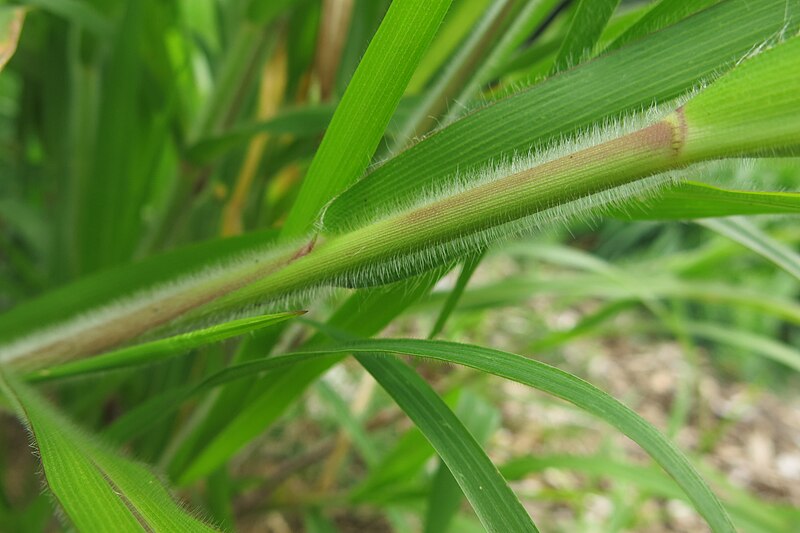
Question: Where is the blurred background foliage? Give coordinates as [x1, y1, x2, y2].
[0, 0, 799, 531]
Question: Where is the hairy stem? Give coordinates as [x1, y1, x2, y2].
[4, 35, 799, 370]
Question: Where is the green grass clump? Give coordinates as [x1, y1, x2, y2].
[0, 1, 799, 532]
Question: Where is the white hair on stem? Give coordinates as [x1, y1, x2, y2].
[322, 95, 698, 236]
[4, 84, 764, 369]
[0, 239, 306, 368]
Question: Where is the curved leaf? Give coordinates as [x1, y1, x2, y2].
[0, 369, 217, 532]
[698, 218, 800, 281]
[110, 339, 734, 532]
[333, 340, 733, 533]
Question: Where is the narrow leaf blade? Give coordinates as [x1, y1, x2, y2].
[0, 369, 216, 532]
[698, 218, 800, 281]
[611, 181, 800, 220]
[550, 0, 620, 73]
[358, 356, 538, 533]
[29, 311, 303, 381]
[281, 0, 453, 236]
[138, 338, 735, 533]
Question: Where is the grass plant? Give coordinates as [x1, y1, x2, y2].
[0, 1, 799, 531]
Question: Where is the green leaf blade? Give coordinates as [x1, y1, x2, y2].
[281, 0, 454, 236]
[323, 0, 797, 232]
[358, 356, 538, 533]
[148, 337, 735, 533]
[699, 217, 800, 281]
[551, 0, 620, 73]
[342, 339, 734, 533]
[28, 311, 303, 381]
[0, 369, 217, 532]
[424, 390, 500, 533]
[611, 181, 800, 221]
